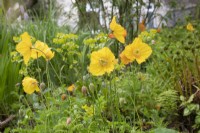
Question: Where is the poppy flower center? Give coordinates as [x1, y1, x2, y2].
[31, 81, 37, 87]
[133, 49, 140, 57]
[99, 58, 107, 66]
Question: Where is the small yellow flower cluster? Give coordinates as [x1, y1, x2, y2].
[15, 32, 54, 65]
[10, 51, 22, 63]
[62, 41, 79, 50]
[83, 32, 109, 49]
[53, 33, 78, 45]
[94, 32, 109, 43]
[186, 23, 195, 32]
[82, 104, 94, 117]
[53, 33, 79, 60]
[13, 36, 22, 43]
[65, 33, 78, 40]
[83, 38, 96, 48]
[138, 29, 158, 42]
[19, 67, 28, 76]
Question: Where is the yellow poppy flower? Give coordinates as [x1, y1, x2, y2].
[31, 41, 54, 60]
[89, 47, 117, 76]
[119, 51, 132, 65]
[31, 41, 47, 59]
[16, 32, 32, 65]
[22, 77, 40, 94]
[124, 37, 152, 64]
[109, 16, 127, 44]
[43, 47, 55, 60]
[67, 84, 75, 92]
[187, 23, 195, 31]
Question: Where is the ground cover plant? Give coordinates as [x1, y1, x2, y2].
[0, 0, 200, 133]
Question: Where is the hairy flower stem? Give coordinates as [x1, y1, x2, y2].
[49, 61, 62, 84]
[36, 57, 41, 82]
[109, 77, 115, 131]
[46, 61, 51, 93]
[194, 54, 200, 81]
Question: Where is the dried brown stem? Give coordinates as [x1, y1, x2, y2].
[0, 115, 15, 129]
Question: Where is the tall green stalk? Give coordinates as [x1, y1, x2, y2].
[0, 15, 21, 115]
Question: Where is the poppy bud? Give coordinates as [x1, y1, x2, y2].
[89, 83, 94, 92]
[155, 104, 161, 111]
[66, 117, 71, 125]
[81, 86, 87, 95]
[61, 94, 67, 101]
[19, 109, 25, 117]
[15, 83, 21, 87]
[108, 33, 115, 39]
[40, 82, 46, 90]
[83, 76, 87, 81]
[119, 98, 127, 105]
[157, 28, 161, 33]
[151, 40, 156, 45]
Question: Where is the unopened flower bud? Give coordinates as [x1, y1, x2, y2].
[83, 75, 87, 81]
[157, 28, 161, 33]
[102, 82, 106, 88]
[89, 83, 94, 90]
[119, 98, 127, 105]
[15, 83, 21, 87]
[61, 94, 67, 101]
[40, 82, 46, 90]
[155, 104, 161, 111]
[66, 117, 71, 125]
[81, 86, 87, 95]
[19, 109, 24, 117]
[151, 40, 156, 45]
[89, 83, 94, 92]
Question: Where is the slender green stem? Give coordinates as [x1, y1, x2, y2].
[46, 61, 51, 89]
[49, 61, 62, 84]
[21, 96, 33, 113]
[36, 57, 42, 82]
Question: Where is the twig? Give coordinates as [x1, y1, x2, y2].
[99, 0, 108, 30]
[74, 0, 92, 33]
[0, 115, 15, 129]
